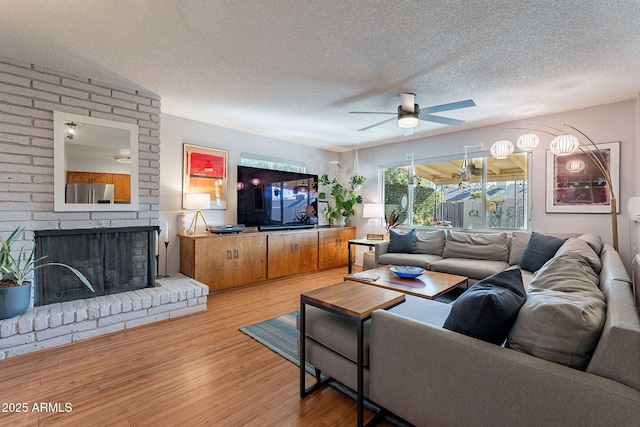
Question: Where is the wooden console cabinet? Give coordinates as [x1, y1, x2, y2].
[179, 227, 355, 290]
[180, 233, 267, 290]
[318, 227, 355, 269]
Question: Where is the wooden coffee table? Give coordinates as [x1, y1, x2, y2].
[346, 265, 468, 300]
[299, 281, 405, 427]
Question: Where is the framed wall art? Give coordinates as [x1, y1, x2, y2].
[183, 144, 228, 210]
[545, 141, 620, 213]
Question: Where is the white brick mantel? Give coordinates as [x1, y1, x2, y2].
[0, 275, 208, 360]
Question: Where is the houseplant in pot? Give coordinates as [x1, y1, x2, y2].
[0, 227, 94, 320]
[318, 164, 364, 225]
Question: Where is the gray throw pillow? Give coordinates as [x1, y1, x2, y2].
[443, 268, 526, 345]
[507, 253, 605, 370]
[555, 238, 602, 275]
[518, 232, 566, 272]
[416, 230, 445, 255]
[388, 229, 418, 254]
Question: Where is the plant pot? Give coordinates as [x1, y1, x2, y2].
[0, 281, 32, 320]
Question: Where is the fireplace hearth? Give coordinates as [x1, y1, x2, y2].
[34, 226, 159, 306]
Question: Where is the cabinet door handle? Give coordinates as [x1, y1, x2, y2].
[227, 250, 232, 260]
[234, 249, 239, 259]
[295, 243, 299, 251]
[291, 244, 294, 252]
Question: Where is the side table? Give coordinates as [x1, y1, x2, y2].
[347, 238, 385, 274]
[299, 281, 405, 427]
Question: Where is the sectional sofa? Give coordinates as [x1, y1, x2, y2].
[299, 229, 640, 426]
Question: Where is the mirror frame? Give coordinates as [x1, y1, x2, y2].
[53, 111, 139, 212]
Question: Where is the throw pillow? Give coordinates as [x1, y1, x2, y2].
[443, 268, 526, 345]
[508, 253, 605, 370]
[443, 231, 509, 262]
[388, 228, 418, 254]
[518, 232, 566, 272]
[415, 230, 445, 255]
[555, 238, 602, 275]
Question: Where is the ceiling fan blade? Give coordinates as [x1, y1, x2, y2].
[400, 93, 416, 112]
[358, 116, 397, 131]
[420, 99, 476, 114]
[419, 114, 466, 126]
[349, 111, 397, 115]
[403, 127, 414, 137]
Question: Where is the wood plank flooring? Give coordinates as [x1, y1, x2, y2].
[0, 267, 396, 426]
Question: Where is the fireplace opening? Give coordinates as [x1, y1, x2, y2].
[34, 226, 159, 306]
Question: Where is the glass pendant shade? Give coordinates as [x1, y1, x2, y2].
[550, 134, 579, 155]
[490, 139, 514, 159]
[566, 159, 586, 173]
[516, 133, 539, 151]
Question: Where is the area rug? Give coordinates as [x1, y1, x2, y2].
[240, 310, 412, 426]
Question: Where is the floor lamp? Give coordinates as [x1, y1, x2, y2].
[490, 124, 618, 250]
[185, 193, 211, 235]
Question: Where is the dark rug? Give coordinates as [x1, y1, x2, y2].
[240, 310, 416, 426]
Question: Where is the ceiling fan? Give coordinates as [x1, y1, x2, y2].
[350, 93, 476, 136]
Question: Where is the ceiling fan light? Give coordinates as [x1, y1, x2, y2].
[550, 134, 579, 155]
[398, 113, 419, 128]
[566, 159, 586, 172]
[516, 133, 539, 151]
[490, 139, 514, 159]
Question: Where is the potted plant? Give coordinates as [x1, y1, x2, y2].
[0, 227, 94, 320]
[470, 191, 482, 201]
[318, 165, 364, 225]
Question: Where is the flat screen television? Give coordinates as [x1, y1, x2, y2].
[237, 166, 319, 231]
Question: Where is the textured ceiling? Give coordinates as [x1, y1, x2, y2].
[1, 1, 639, 152]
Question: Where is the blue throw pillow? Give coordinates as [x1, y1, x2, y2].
[387, 228, 418, 254]
[443, 268, 526, 345]
[519, 232, 566, 272]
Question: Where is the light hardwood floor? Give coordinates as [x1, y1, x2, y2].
[0, 267, 397, 426]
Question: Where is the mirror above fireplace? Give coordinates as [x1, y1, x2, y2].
[53, 111, 139, 211]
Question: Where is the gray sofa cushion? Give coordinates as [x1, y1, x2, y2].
[444, 268, 526, 345]
[507, 253, 605, 370]
[556, 237, 602, 274]
[518, 232, 566, 272]
[416, 229, 446, 255]
[430, 258, 510, 281]
[388, 228, 418, 254]
[508, 231, 531, 265]
[443, 231, 509, 262]
[578, 233, 603, 255]
[378, 253, 442, 270]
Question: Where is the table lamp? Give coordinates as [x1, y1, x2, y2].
[185, 193, 210, 234]
[362, 203, 384, 240]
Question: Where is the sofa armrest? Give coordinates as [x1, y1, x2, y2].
[369, 310, 640, 427]
[373, 241, 389, 267]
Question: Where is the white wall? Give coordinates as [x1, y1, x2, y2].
[160, 99, 638, 274]
[159, 114, 337, 274]
[348, 100, 638, 268]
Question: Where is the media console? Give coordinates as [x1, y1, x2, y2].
[258, 223, 316, 231]
[179, 227, 356, 290]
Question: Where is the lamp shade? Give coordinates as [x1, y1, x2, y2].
[184, 193, 210, 210]
[516, 133, 539, 151]
[490, 139, 514, 159]
[550, 134, 579, 155]
[362, 203, 384, 219]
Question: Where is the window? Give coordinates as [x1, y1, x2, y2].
[240, 153, 305, 173]
[382, 153, 528, 230]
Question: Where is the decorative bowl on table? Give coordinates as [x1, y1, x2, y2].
[390, 266, 426, 279]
